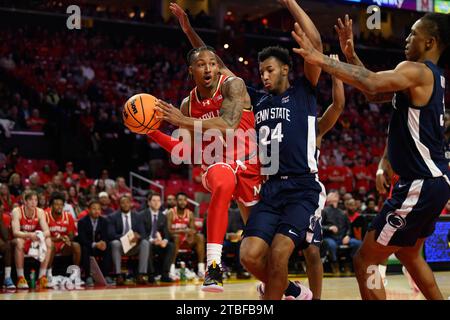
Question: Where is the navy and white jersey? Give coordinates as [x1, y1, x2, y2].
[248, 77, 318, 176]
[388, 60, 448, 180]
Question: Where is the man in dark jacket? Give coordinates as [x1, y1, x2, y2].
[77, 199, 113, 286]
[322, 192, 362, 274]
[109, 195, 149, 285]
[138, 193, 174, 283]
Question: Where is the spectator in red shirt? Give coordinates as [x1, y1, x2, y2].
[325, 155, 346, 191]
[78, 170, 94, 190]
[39, 165, 53, 186]
[26, 108, 47, 131]
[352, 157, 372, 192]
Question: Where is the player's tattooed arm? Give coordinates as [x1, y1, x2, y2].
[156, 78, 249, 134]
[317, 55, 345, 141]
[219, 77, 249, 128]
[279, 0, 322, 86]
[170, 2, 235, 77]
[292, 23, 427, 96]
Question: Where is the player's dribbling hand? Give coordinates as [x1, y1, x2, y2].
[155, 99, 185, 126]
[291, 23, 322, 65]
[334, 14, 355, 60]
[169, 2, 191, 33]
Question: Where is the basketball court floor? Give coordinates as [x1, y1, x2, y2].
[1, 272, 449, 300]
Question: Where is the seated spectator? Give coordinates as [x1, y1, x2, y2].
[363, 198, 378, 215]
[38, 192, 48, 209]
[344, 198, 367, 241]
[0, 183, 16, 212]
[167, 192, 205, 279]
[8, 173, 23, 197]
[11, 190, 54, 289]
[322, 191, 362, 275]
[63, 162, 78, 188]
[99, 191, 114, 216]
[78, 170, 94, 190]
[95, 169, 116, 190]
[138, 193, 174, 283]
[162, 194, 176, 215]
[77, 199, 113, 286]
[67, 185, 83, 218]
[109, 195, 149, 285]
[223, 201, 250, 279]
[29, 172, 44, 194]
[26, 108, 47, 131]
[0, 202, 15, 289]
[110, 176, 131, 205]
[45, 192, 81, 283]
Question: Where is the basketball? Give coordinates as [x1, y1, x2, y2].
[123, 93, 162, 133]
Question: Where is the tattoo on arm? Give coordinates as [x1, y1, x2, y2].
[220, 78, 245, 127]
[322, 56, 371, 91]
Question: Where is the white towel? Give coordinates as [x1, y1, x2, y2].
[27, 231, 47, 262]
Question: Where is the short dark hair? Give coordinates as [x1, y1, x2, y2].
[258, 46, 293, 70]
[186, 46, 216, 66]
[119, 194, 131, 202]
[176, 192, 188, 199]
[421, 13, 450, 51]
[88, 198, 101, 208]
[49, 192, 65, 205]
[147, 193, 161, 201]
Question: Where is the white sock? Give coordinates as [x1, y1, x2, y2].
[5, 267, 11, 278]
[206, 243, 222, 267]
[170, 264, 175, 274]
[17, 268, 24, 278]
[198, 262, 205, 273]
[378, 265, 387, 279]
[47, 268, 53, 278]
[39, 269, 47, 278]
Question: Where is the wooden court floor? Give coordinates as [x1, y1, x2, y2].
[1, 272, 449, 300]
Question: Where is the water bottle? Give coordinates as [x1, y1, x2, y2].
[180, 261, 187, 283]
[30, 269, 36, 289]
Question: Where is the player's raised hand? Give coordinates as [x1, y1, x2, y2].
[155, 99, 185, 126]
[291, 22, 322, 65]
[334, 14, 355, 60]
[169, 2, 191, 33]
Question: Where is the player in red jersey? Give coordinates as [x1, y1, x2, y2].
[148, 47, 259, 291]
[167, 192, 205, 278]
[146, 12, 260, 291]
[45, 192, 81, 282]
[11, 190, 53, 289]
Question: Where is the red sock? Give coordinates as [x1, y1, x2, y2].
[204, 164, 236, 244]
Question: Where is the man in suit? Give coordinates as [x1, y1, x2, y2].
[77, 199, 113, 286]
[109, 195, 149, 285]
[139, 193, 174, 283]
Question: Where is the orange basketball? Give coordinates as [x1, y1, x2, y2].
[122, 93, 162, 133]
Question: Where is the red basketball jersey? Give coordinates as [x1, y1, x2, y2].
[19, 206, 40, 232]
[170, 208, 194, 244]
[188, 75, 257, 164]
[45, 210, 76, 237]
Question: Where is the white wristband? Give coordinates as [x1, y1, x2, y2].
[376, 169, 384, 176]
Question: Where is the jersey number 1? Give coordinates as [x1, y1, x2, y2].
[260, 123, 284, 145]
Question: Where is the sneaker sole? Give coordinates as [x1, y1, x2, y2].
[201, 284, 224, 293]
